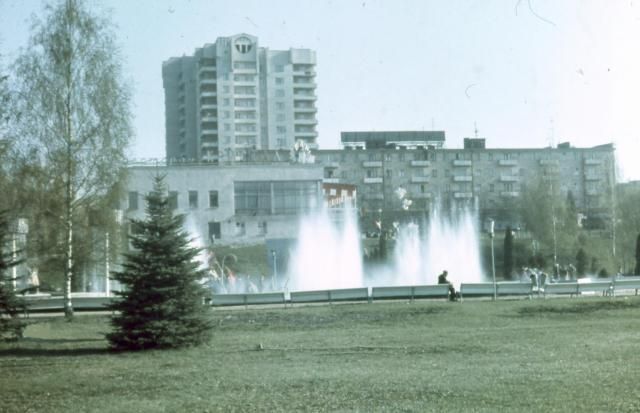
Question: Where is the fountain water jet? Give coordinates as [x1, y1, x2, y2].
[286, 201, 485, 290]
[287, 206, 364, 291]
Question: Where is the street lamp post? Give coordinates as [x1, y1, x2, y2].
[105, 232, 110, 297]
[11, 233, 17, 291]
[489, 219, 497, 301]
[271, 250, 278, 290]
[11, 218, 28, 292]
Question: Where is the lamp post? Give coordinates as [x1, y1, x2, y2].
[489, 219, 497, 300]
[271, 250, 278, 290]
[11, 233, 17, 291]
[11, 218, 28, 291]
[105, 232, 110, 297]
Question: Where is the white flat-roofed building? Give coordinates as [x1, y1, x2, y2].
[124, 162, 323, 245]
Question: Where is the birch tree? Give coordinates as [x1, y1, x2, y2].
[12, 0, 132, 318]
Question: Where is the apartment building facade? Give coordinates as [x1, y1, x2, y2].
[163, 34, 317, 164]
[314, 137, 616, 232]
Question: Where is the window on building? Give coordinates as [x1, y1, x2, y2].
[258, 221, 267, 235]
[398, 170, 405, 177]
[275, 77, 284, 85]
[223, 98, 230, 106]
[209, 190, 219, 208]
[275, 89, 285, 97]
[168, 191, 178, 210]
[275, 64, 284, 72]
[235, 222, 246, 236]
[272, 181, 318, 215]
[276, 126, 286, 134]
[276, 102, 285, 110]
[208, 221, 221, 243]
[276, 114, 285, 122]
[188, 191, 198, 209]
[235, 181, 272, 215]
[128, 191, 138, 211]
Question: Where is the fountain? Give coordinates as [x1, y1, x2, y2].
[287, 206, 364, 291]
[285, 200, 485, 291]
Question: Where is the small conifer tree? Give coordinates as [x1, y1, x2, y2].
[107, 176, 212, 350]
[576, 248, 588, 277]
[0, 210, 26, 340]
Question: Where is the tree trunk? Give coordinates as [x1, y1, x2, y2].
[64, 194, 74, 319]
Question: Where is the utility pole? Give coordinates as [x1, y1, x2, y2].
[489, 219, 496, 301]
[105, 232, 110, 297]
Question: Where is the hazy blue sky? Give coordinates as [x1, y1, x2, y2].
[1, 0, 639, 180]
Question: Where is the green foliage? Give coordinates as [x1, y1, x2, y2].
[590, 257, 599, 274]
[576, 248, 588, 277]
[12, 0, 132, 317]
[519, 177, 580, 268]
[615, 187, 640, 274]
[0, 210, 26, 340]
[635, 234, 640, 276]
[107, 176, 212, 350]
[210, 244, 269, 276]
[528, 252, 546, 270]
[503, 226, 514, 280]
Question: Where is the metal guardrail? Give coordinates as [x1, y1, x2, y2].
[20, 278, 640, 312]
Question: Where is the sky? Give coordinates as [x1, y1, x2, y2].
[1, 0, 639, 181]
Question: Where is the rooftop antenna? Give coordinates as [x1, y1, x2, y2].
[474, 121, 479, 139]
[548, 118, 555, 148]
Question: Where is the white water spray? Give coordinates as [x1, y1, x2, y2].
[286, 202, 485, 291]
[287, 206, 364, 291]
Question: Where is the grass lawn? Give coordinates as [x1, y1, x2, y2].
[2, 296, 640, 412]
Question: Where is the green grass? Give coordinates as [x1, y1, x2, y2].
[2, 297, 640, 412]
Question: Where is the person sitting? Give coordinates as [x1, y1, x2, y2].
[438, 270, 457, 301]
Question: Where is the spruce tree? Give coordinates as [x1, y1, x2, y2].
[503, 226, 514, 280]
[576, 248, 588, 277]
[0, 210, 26, 340]
[107, 176, 212, 350]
